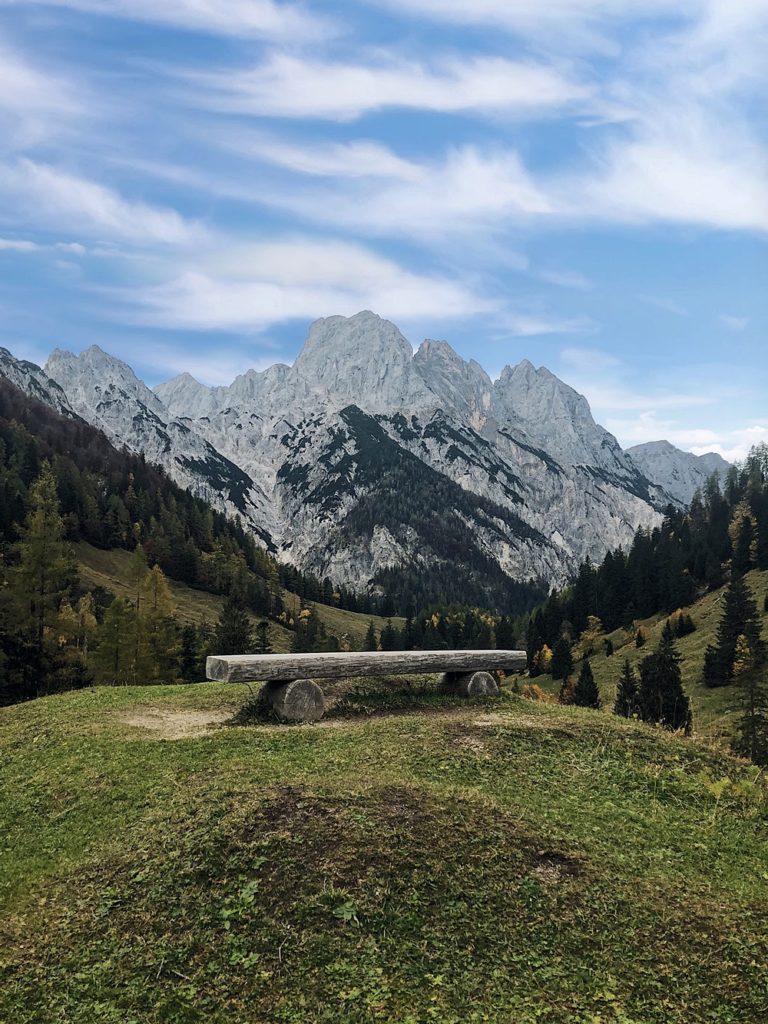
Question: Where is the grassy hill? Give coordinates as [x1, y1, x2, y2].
[1, 682, 766, 1023]
[541, 569, 768, 743]
[76, 542, 404, 653]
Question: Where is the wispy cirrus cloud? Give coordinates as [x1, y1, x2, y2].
[185, 52, 592, 121]
[0, 159, 205, 245]
[112, 237, 497, 331]
[2, 0, 333, 42]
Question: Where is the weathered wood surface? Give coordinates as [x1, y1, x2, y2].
[206, 649, 526, 684]
[438, 671, 500, 698]
[263, 679, 326, 723]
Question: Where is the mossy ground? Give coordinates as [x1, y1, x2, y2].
[1, 680, 767, 1023]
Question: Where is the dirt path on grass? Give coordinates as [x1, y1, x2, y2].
[120, 704, 559, 741]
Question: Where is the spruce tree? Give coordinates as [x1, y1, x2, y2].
[179, 624, 200, 682]
[254, 620, 272, 655]
[573, 660, 601, 709]
[638, 624, 692, 733]
[614, 659, 639, 718]
[550, 635, 573, 681]
[364, 621, 378, 652]
[13, 462, 76, 647]
[704, 574, 765, 687]
[92, 598, 133, 684]
[379, 620, 398, 651]
[215, 592, 253, 655]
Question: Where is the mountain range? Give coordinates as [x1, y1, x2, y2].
[0, 312, 729, 605]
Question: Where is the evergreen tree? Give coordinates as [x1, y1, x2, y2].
[254, 620, 273, 655]
[614, 659, 639, 718]
[638, 624, 692, 733]
[573, 660, 601, 709]
[215, 592, 253, 655]
[92, 598, 133, 684]
[179, 624, 200, 683]
[495, 615, 516, 649]
[704, 574, 765, 687]
[550, 635, 573, 680]
[364, 621, 378, 652]
[379, 620, 399, 651]
[732, 516, 754, 576]
[730, 634, 768, 766]
[13, 462, 76, 648]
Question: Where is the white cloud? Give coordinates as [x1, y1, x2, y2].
[720, 314, 750, 331]
[501, 315, 596, 337]
[0, 38, 86, 148]
[217, 134, 423, 182]
[0, 160, 204, 245]
[6, 0, 332, 43]
[114, 238, 496, 330]
[0, 237, 87, 253]
[186, 52, 592, 121]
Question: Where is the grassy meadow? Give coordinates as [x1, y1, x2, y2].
[1, 679, 766, 1023]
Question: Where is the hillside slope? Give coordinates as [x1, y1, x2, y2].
[1, 685, 766, 1023]
[76, 541, 403, 652]
[576, 569, 768, 740]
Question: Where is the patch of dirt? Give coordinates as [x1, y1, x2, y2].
[531, 851, 582, 884]
[123, 708, 231, 739]
[453, 733, 488, 754]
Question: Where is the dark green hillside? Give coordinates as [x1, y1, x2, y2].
[1, 686, 766, 1023]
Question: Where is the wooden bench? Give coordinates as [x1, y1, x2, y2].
[206, 649, 527, 722]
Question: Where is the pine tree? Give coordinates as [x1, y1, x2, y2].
[13, 462, 76, 647]
[731, 634, 768, 765]
[379, 620, 399, 651]
[550, 635, 573, 680]
[495, 615, 516, 649]
[364, 621, 378, 652]
[179, 624, 200, 682]
[254, 620, 272, 655]
[215, 592, 253, 655]
[704, 574, 766, 688]
[92, 598, 133, 684]
[732, 516, 754, 576]
[573, 660, 601, 709]
[614, 659, 639, 718]
[638, 623, 692, 733]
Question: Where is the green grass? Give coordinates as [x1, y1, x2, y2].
[1, 682, 767, 1023]
[76, 541, 402, 651]
[541, 569, 768, 742]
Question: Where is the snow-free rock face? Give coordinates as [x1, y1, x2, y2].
[0, 347, 74, 416]
[44, 346, 275, 548]
[628, 441, 730, 506]
[1, 312, 704, 603]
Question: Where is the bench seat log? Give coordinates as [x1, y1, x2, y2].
[206, 649, 526, 684]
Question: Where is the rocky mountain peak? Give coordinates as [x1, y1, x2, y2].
[628, 441, 730, 506]
[414, 338, 492, 427]
[292, 311, 435, 412]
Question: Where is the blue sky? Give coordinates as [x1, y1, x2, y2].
[0, 0, 766, 459]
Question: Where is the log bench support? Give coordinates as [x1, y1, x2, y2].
[260, 678, 326, 723]
[207, 650, 526, 724]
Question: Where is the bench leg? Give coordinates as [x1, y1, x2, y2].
[261, 679, 326, 723]
[438, 671, 499, 698]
